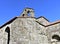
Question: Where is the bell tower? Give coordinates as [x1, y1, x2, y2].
[20, 8, 34, 17]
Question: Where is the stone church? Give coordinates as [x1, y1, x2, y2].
[0, 8, 60, 44]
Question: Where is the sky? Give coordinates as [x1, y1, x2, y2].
[0, 0, 60, 26]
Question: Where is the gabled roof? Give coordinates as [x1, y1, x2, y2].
[0, 17, 17, 28]
[36, 20, 60, 27]
[0, 16, 60, 29]
[36, 16, 49, 22]
[0, 17, 35, 29]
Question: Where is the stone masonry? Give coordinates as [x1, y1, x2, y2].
[0, 8, 60, 44]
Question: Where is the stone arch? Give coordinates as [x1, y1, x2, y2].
[52, 34, 60, 41]
[5, 27, 10, 44]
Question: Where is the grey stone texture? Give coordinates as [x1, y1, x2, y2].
[0, 8, 60, 44]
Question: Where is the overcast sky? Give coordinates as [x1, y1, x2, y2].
[0, 0, 60, 26]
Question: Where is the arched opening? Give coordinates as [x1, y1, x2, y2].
[52, 35, 60, 41]
[21, 8, 34, 17]
[5, 27, 10, 44]
[27, 11, 31, 17]
[22, 14, 25, 17]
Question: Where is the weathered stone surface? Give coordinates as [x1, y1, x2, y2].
[0, 8, 60, 44]
[10, 18, 48, 44]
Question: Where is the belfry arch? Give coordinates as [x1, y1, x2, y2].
[20, 8, 34, 17]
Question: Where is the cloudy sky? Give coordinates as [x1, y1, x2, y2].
[0, 0, 60, 26]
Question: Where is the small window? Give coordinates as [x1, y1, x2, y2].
[5, 27, 10, 44]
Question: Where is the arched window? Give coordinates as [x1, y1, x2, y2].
[52, 35, 60, 41]
[5, 27, 10, 44]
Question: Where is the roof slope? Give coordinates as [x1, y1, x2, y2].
[0, 17, 17, 28]
[36, 16, 50, 26]
[0, 16, 60, 28]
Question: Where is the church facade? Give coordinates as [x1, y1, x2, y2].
[0, 8, 60, 44]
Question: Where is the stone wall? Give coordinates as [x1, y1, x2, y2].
[46, 23, 60, 44]
[10, 17, 48, 44]
[37, 17, 50, 26]
[0, 24, 11, 44]
[1, 17, 60, 44]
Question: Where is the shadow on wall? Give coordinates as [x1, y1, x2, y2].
[5, 27, 10, 44]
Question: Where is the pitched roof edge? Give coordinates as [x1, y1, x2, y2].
[36, 21, 46, 27]
[36, 16, 49, 22]
[45, 21, 60, 27]
[36, 20, 60, 27]
[0, 17, 17, 29]
[0, 16, 35, 29]
[0, 16, 60, 29]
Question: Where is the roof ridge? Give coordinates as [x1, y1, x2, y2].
[36, 16, 50, 22]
